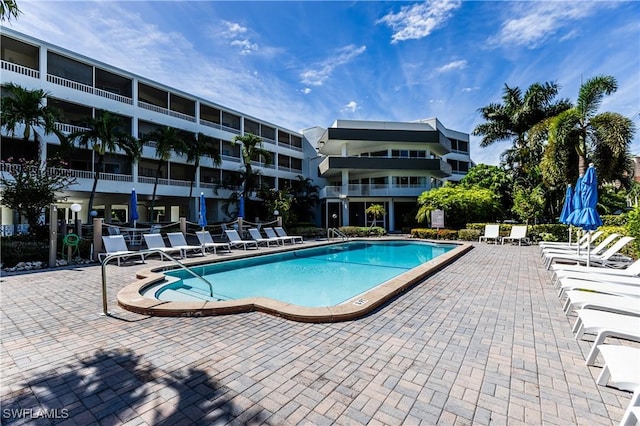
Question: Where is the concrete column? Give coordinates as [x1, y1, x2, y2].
[180, 217, 187, 235]
[388, 200, 395, 232]
[93, 218, 103, 261]
[48, 204, 58, 268]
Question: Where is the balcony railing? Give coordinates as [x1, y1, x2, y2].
[55, 122, 90, 134]
[137, 176, 192, 187]
[1, 60, 39, 79]
[137, 101, 196, 122]
[319, 184, 428, 198]
[47, 74, 133, 104]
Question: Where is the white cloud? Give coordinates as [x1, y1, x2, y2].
[378, 0, 462, 43]
[435, 60, 467, 74]
[222, 21, 258, 54]
[342, 101, 358, 113]
[462, 87, 480, 93]
[301, 88, 312, 95]
[490, 2, 603, 48]
[300, 45, 367, 86]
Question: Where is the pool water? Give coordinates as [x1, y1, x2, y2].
[146, 241, 454, 308]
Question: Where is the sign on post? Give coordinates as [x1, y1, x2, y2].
[431, 209, 445, 231]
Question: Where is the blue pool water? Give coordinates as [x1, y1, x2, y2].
[147, 241, 455, 308]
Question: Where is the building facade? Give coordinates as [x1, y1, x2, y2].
[1, 28, 470, 232]
[303, 119, 471, 232]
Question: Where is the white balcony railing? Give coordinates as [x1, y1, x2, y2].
[55, 122, 90, 134]
[319, 184, 428, 199]
[137, 101, 196, 122]
[1, 60, 39, 79]
[47, 74, 133, 104]
[137, 176, 192, 187]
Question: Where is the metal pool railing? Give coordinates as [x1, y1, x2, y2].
[100, 249, 216, 316]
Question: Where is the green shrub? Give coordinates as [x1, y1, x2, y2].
[0, 239, 48, 267]
[458, 229, 480, 241]
[338, 226, 386, 237]
[625, 206, 640, 258]
[289, 226, 326, 238]
[410, 228, 458, 240]
[602, 214, 627, 227]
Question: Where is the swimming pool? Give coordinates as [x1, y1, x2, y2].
[144, 240, 455, 307]
[117, 239, 472, 322]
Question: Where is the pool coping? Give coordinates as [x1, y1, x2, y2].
[116, 238, 473, 322]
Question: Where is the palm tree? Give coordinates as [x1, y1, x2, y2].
[0, 83, 63, 159]
[184, 132, 221, 220]
[473, 82, 572, 188]
[140, 126, 187, 223]
[288, 175, 320, 222]
[232, 133, 272, 205]
[544, 75, 636, 185]
[66, 110, 141, 218]
[365, 204, 386, 228]
[0, 0, 20, 21]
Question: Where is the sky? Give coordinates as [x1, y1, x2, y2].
[4, 0, 640, 166]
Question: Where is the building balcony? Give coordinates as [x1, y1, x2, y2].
[47, 74, 133, 105]
[318, 156, 452, 178]
[1, 60, 39, 79]
[319, 184, 429, 199]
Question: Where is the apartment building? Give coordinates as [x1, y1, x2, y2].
[1, 28, 470, 232]
[0, 28, 305, 227]
[304, 119, 471, 231]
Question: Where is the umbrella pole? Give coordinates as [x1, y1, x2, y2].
[586, 231, 592, 268]
[568, 225, 572, 244]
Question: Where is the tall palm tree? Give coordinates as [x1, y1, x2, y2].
[0, 83, 63, 159]
[184, 132, 221, 220]
[0, 0, 20, 21]
[473, 82, 572, 187]
[232, 133, 272, 202]
[141, 126, 187, 223]
[66, 110, 141, 218]
[544, 75, 636, 185]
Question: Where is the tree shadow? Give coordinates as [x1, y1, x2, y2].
[1, 348, 269, 425]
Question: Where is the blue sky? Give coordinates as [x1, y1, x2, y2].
[6, 0, 640, 166]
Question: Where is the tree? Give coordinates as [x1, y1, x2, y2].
[141, 127, 187, 223]
[184, 132, 221, 220]
[459, 164, 514, 217]
[0, 0, 20, 21]
[231, 133, 272, 213]
[287, 175, 320, 223]
[415, 184, 501, 229]
[473, 82, 571, 188]
[543, 75, 636, 186]
[0, 83, 63, 159]
[511, 186, 545, 224]
[66, 110, 141, 219]
[0, 158, 76, 227]
[365, 204, 386, 228]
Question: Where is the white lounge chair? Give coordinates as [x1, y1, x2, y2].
[596, 345, 640, 392]
[562, 290, 640, 316]
[166, 232, 205, 257]
[224, 229, 258, 250]
[551, 258, 640, 280]
[558, 278, 640, 299]
[620, 387, 640, 426]
[479, 224, 500, 244]
[541, 231, 612, 258]
[501, 225, 529, 246]
[571, 309, 640, 366]
[544, 236, 635, 269]
[264, 227, 293, 245]
[99, 235, 145, 266]
[248, 228, 280, 247]
[274, 226, 303, 244]
[195, 231, 231, 254]
[142, 233, 184, 259]
[539, 230, 602, 250]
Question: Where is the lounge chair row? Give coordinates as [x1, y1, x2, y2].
[478, 224, 530, 246]
[546, 240, 640, 425]
[98, 227, 303, 265]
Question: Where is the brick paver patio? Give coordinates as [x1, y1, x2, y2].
[0, 242, 631, 425]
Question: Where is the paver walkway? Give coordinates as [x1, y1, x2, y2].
[0, 242, 632, 425]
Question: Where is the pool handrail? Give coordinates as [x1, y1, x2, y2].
[328, 228, 349, 241]
[100, 248, 217, 316]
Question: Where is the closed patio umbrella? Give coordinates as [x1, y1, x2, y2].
[566, 176, 584, 255]
[578, 164, 603, 267]
[129, 188, 139, 228]
[198, 192, 207, 231]
[559, 184, 574, 244]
